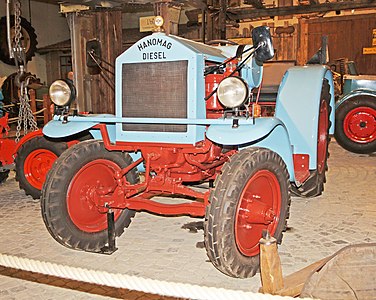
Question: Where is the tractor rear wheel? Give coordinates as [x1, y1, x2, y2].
[15, 136, 67, 199]
[335, 96, 376, 154]
[204, 147, 290, 278]
[41, 140, 138, 252]
[291, 79, 331, 197]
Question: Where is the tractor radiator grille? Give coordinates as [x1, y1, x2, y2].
[122, 61, 188, 132]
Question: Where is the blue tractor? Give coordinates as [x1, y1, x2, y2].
[41, 24, 335, 278]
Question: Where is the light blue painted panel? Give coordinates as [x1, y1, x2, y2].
[240, 125, 295, 181]
[206, 117, 283, 145]
[336, 89, 376, 109]
[275, 65, 335, 169]
[43, 114, 115, 138]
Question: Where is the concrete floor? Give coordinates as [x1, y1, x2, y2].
[0, 140, 375, 299]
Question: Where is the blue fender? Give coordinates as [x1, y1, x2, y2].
[336, 89, 376, 109]
[206, 118, 295, 181]
[241, 125, 295, 181]
[275, 65, 335, 170]
[206, 117, 284, 145]
[43, 114, 116, 142]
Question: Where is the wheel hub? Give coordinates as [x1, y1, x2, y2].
[343, 106, 376, 143]
[235, 170, 281, 257]
[67, 159, 123, 232]
[24, 149, 57, 190]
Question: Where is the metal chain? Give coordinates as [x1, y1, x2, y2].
[13, 0, 26, 67]
[15, 78, 38, 143]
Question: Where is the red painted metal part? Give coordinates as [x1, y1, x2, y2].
[87, 124, 236, 217]
[343, 106, 376, 144]
[205, 73, 225, 119]
[24, 149, 58, 190]
[293, 154, 310, 184]
[317, 99, 329, 174]
[0, 114, 17, 165]
[13, 129, 43, 154]
[0, 113, 11, 135]
[235, 170, 281, 257]
[0, 138, 16, 165]
[67, 159, 124, 233]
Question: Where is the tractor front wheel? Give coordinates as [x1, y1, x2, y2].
[15, 136, 68, 199]
[204, 147, 290, 278]
[335, 97, 376, 154]
[0, 170, 9, 184]
[41, 140, 138, 252]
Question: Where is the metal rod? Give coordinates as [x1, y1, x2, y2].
[107, 208, 116, 252]
[6, 0, 14, 59]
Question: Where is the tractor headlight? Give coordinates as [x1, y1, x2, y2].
[49, 79, 76, 107]
[217, 76, 249, 108]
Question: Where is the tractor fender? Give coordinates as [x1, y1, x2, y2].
[336, 89, 376, 109]
[206, 117, 284, 146]
[43, 114, 116, 142]
[275, 65, 335, 170]
[240, 124, 295, 181]
[14, 129, 43, 154]
[206, 118, 295, 181]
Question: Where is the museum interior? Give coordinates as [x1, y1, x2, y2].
[0, 0, 375, 299]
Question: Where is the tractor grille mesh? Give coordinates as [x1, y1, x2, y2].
[122, 61, 188, 132]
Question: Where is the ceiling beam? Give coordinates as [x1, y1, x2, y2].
[228, 0, 376, 20]
[243, 0, 265, 9]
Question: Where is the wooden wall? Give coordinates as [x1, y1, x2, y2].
[67, 10, 122, 114]
[297, 13, 376, 74]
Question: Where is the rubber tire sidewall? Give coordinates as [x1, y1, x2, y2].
[0, 170, 9, 184]
[0, 16, 38, 65]
[204, 147, 290, 278]
[41, 140, 138, 252]
[15, 136, 68, 199]
[335, 96, 376, 154]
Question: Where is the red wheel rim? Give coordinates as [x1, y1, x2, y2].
[67, 159, 122, 233]
[24, 149, 58, 190]
[235, 170, 281, 257]
[317, 100, 329, 174]
[343, 106, 376, 144]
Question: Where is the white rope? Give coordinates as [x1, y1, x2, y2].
[0, 253, 303, 300]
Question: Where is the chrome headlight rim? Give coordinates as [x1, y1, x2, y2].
[217, 76, 249, 109]
[49, 79, 76, 107]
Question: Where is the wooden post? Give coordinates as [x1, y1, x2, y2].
[28, 89, 37, 122]
[43, 94, 52, 125]
[259, 231, 284, 294]
[297, 18, 308, 65]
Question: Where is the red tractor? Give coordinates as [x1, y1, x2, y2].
[0, 111, 76, 198]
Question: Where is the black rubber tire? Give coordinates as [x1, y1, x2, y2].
[15, 136, 68, 199]
[291, 79, 331, 198]
[0, 170, 9, 184]
[41, 140, 138, 252]
[204, 147, 291, 278]
[334, 96, 376, 154]
[0, 16, 38, 65]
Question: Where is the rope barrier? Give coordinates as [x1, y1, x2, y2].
[0, 253, 303, 300]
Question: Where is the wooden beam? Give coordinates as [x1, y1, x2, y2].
[228, 0, 376, 20]
[243, 0, 265, 9]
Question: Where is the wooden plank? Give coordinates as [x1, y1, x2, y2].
[297, 19, 308, 65]
[304, 14, 376, 74]
[277, 257, 331, 297]
[259, 238, 284, 294]
[228, 0, 376, 20]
